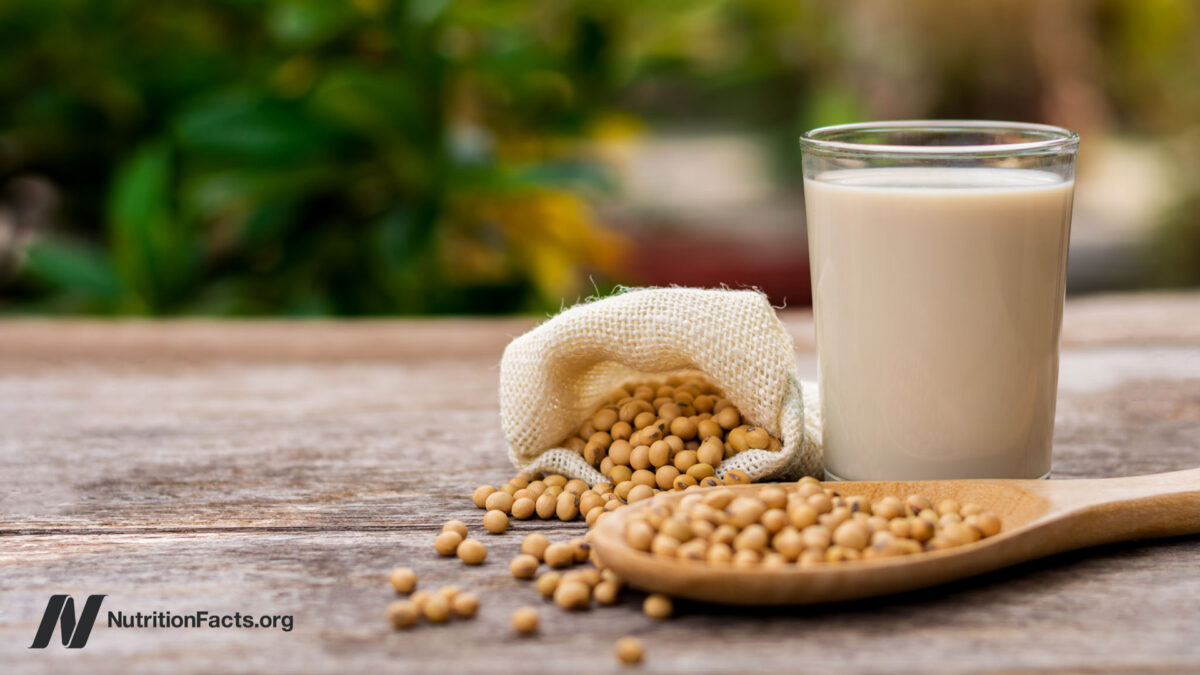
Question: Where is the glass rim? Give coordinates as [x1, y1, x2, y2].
[799, 120, 1079, 157]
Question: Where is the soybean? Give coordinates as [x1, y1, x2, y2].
[536, 571, 561, 598]
[643, 593, 673, 619]
[569, 538, 591, 564]
[511, 607, 539, 636]
[594, 580, 620, 605]
[387, 600, 419, 629]
[457, 538, 487, 565]
[615, 636, 644, 665]
[554, 579, 591, 610]
[521, 533, 550, 561]
[484, 491, 513, 514]
[452, 592, 479, 619]
[511, 497, 536, 520]
[544, 542, 574, 569]
[423, 595, 450, 623]
[434, 531, 463, 557]
[483, 509, 509, 534]
[472, 485, 496, 509]
[389, 567, 417, 594]
[510, 554, 539, 580]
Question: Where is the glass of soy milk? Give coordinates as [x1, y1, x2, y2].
[800, 120, 1079, 480]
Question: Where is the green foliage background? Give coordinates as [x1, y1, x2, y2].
[1, 0, 1198, 315]
[2, 0, 639, 314]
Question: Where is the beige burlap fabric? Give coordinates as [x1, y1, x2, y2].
[499, 287, 823, 484]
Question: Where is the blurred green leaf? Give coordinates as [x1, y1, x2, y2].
[238, 204, 297, 247]
[309, 66, 423, 140]
[408, 0, 453, 25]
[107, 141, 197, 313]
[175, 91, 329, 164]
[266, 0, 360, 49]
[24, 239, 122, 303]
[181, 164, 341, 225]
[373, 207, 434, 266]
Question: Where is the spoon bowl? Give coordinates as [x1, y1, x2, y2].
[589, 468, 1200, 605]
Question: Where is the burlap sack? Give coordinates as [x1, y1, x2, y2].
[499, 287, 823, 484]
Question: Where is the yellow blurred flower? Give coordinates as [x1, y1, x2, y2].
[448, 188, 628, 303]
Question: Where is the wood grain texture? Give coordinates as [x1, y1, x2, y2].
[2, 291, 1199, 673]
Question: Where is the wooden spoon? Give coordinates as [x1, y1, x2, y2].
[589, 468, 1200, 605]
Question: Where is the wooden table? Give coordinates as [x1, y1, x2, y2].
[3, 292, 1200, 673]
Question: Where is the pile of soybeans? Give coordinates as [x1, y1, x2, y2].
[625, 477, 1003, 565]
[471, 374, 783, 528]
[385, 374, 1006, 668]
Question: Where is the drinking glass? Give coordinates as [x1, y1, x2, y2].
[800, 120, 1079, 480]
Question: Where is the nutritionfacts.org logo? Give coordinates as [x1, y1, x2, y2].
[30, 594, 294, 649]
[30, 595, 107, 649]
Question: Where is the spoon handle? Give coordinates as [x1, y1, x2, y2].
[1025, 467, 1200, 548]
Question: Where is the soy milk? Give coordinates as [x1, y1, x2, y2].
[804, 168, 1074, 479]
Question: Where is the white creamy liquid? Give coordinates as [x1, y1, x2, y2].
[804, 167, 1074, 479]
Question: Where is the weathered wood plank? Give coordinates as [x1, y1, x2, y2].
[2, 291, 1199, 673]
[2, 352, 1197, 531]
[1, 290, 1198, 365]
[0, 317, 535, 363]
[3, 530, 1200, 673]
